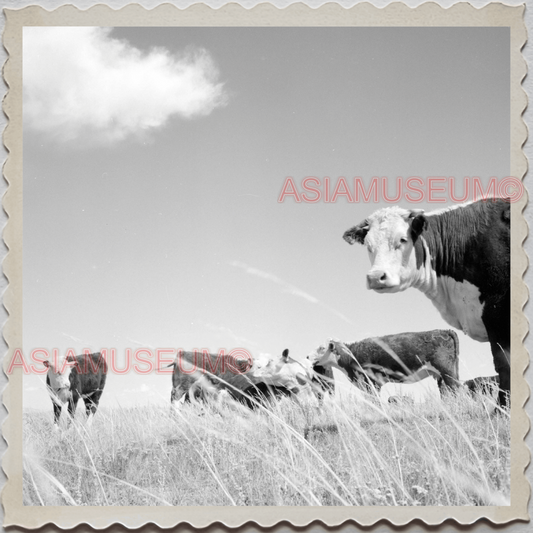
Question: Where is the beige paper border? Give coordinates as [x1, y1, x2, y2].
[2, 2, 529, 528]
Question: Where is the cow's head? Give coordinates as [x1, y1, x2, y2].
[307, 339, 353, 370]
[252, 349, 312, 393]
[43, 356, 75, 402]
[343, 206, 428, 293]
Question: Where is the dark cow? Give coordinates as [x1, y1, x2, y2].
[169, 349, 313, 409]
[465, 375, 499, 399]
[308, 329, 460, 392]
[343, 198, 510, 407]
[44, 352, 107, 426]
[169, 350, 254, 406]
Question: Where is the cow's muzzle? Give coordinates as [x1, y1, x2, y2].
[366, 270, 397, 291]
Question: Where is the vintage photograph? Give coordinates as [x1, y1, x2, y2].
[2, 2, 528, 529]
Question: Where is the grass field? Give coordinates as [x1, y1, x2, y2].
[23, 387, 510, 506]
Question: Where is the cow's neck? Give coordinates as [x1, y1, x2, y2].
[411, 235, 488, 342]
[411, 236, 439, 297]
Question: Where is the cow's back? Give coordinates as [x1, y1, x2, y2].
[172, 351, 256, 399]
[348, 329, 459, 385]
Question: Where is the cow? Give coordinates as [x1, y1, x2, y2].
[343, 198, 510, 407]
[43, 352, 107, 426]
[464, 375, 499, 399]
[308, 330, 460, 394]
[168, 350, 254, 406]
[169, 348, 313, 410]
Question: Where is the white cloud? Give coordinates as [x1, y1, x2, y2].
[23, 27, 228, 143]
[230, 261, 354, 325]
[230, 261, 318, 303]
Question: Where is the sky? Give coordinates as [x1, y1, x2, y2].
[22, 26, 510, 409]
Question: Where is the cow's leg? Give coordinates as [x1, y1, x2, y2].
[483, 295, 510, 408]
[85, 390, 103, 420]
[490, 340, 510, 408]
[84, 395, 100, 427]
[84, 397, 93, 418]
[52, 401, 62, 426]
[67, 393, 79, 422]
[171, 387, 189, 411]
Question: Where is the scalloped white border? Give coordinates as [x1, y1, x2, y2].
[1, 2, 529, 529]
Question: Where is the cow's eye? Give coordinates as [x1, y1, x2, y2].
[400, 238, 408, 244]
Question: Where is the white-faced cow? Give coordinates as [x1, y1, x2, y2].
[308, 330, 459, 394]
[44, 352, 107, 426]
[169, 349, 313, 410]
[343, 199, 510, 407]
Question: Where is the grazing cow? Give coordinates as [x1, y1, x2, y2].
[169, 350, 254, 406]
[343, 198, 510, 406]
[308, 330, 459, 393]
[169, 349, 313, 409]
[43, 352, 107, 425]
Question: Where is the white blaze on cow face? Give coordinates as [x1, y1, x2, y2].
[308, 340, 352, 372]
[358, 207, 422, 293]
[43, 357, 73, 404]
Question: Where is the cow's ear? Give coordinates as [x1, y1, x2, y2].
[343, 221, 369, 245]
[43, 360, 49, 368]
[282, 349, 289, 361]
[410, 213, 427, 238]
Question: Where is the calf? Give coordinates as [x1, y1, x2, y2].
[465, 375, 499, 399]
[308, 329, 459, 392]
[44, 352, 107, 425]
[343, 198, 510, 406]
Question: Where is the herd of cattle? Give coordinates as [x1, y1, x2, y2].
[43, 198, 510, 423]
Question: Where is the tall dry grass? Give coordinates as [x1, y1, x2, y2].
[23, 386, 510, 506]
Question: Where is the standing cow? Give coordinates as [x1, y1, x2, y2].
[343, 198, 510, 407]
[44, 352, 107, 425]
[308, 329, 460, 393]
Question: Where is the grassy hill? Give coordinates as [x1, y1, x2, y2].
[23, 387, 509, 506]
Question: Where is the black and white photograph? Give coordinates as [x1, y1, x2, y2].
[1, 1, 529, 529]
